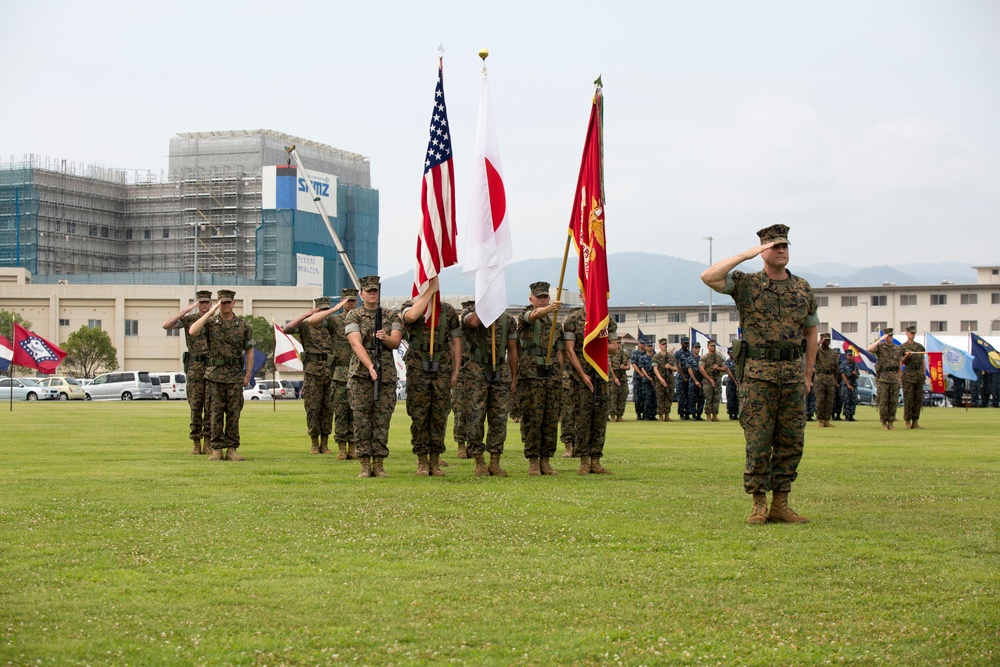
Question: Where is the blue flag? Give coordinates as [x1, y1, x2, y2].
[243, 348, 268, 386]
[925, 332, 976, 381]
[970, 333, 1000, 374]
[831, 329, 877, 374]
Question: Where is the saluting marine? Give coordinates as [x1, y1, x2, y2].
[161, 289, 214, 455]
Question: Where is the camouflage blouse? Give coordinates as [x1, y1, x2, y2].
[652, 351, 675, 382]
[700, 351, 726, 382]
[516, 307, 563, 381]
[719, 269, 819, 384]
[400, 301, 462, 373]
[899, 341, 926, 382]
[344, 306, 402, 382]
[873, 341, 903, 384]
[204, 315, 254, 384]
[326, 313, 353, 382]
[814, 347, 840, 385]
[178, 311, 210, 380]
[562, 309, 616, 385]
[283, 320, 332, 377]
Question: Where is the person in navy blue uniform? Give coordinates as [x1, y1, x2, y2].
[674, 337, 692, 420]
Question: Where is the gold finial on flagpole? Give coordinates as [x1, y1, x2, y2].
[479, 48, 489, 75]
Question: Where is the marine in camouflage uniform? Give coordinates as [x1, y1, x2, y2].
[508, 385, 521, 422]
[284, 296, 336, 454]
[703, 224, 818, 524]
[400, 278, 462, 477]
[899, 325, 926, 429]
[831, 367, 844, 421]
[607, 345, 630, 421]
[869, 329, 903, 430]
[674, 337, 692, 419]
[308, 287, 359, 459]
[559, 351, 577, 457]
[699, 339, 727, 421]
[517, 281, 564, 476]
[563, 305, 618, 474]
[813, 333, 840, 427]
[630, 340, 656, 420]
[652, 339, 677, 421]
[725, 353, 740, 419]
[189, 289, 255, 461]
[451, 300, 478, 459]
[839, 354, 859, 421]
[686, 343, 705, 420]
[461, 304, 519, 477]
[162, 289, 214, 454]
[345, 276, 403, 478]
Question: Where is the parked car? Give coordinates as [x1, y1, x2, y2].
[243, 384, 273, 401]
[259, 380, 293, 399]
[279, 380, 298, 398]
[855, 375, 876, 406]
[0, 377, 60, 401]
[85, 371, 157, 401]
[156, 373, 187, 400]
[37, 376, 87, 400]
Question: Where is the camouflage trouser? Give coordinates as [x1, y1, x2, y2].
[739, 378, 806, 494]
[332, 379, 353, 443]
[302, 372, 334, 437]
[814, 377, 836, 420]
[508, 388, 521, 420]
[655, 379, 674, 416]
[841, 384, 857, 418]
[207, 381, 244, 450]
[572, 379, 609, 458]
[187, 375, 209, 441]
[452, 370, 475, 444]
[560, 374, 576, 445]
[405, 367, 451, 455]
[347, 375, 395, 458]
[518, 377, 561, 459]
[675, 378, 690, 418]
[702, 380, 722, 416]
[726, 379, 739, 418]
[877, 379, 900, 424]
[466, 364, 511, 456]
[607, 377, 628, 418]
[903, 380, 923, 422]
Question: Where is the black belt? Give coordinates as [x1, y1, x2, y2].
[208, 358, 243, 367]
[303, 352, 329, 362]
[191, 355, 208, 362]
[747, 347, 803, 361]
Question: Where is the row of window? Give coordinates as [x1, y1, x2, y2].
[830, 293, 998, 308]
[125, 228, 170, 240]
[58, 319, 156, 337]
[823, 320, 993, 334]
[613, 311, 738, 324]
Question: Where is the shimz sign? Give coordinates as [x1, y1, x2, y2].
[261, 165, 338, 216]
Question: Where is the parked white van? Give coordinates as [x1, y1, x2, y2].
[157, 373, 187, 400]
[85, 371, 157, 401]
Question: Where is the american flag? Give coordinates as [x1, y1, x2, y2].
[412, 58, 458, 318]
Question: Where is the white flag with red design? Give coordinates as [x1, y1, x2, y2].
[273, 322, 303, 371]
[463, 73, 512, 327]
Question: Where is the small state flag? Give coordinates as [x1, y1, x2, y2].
[12, 322, 67, 374]
[273, 323, 303, 371]
[970, 333, 1000, 374]
[0, 334, 14, 372]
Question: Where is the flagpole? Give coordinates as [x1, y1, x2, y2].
[545, 236, 572, 365]
[428, 295, 439, 362]
[271, 319, 277, 413]
[9, 323, 14, 412]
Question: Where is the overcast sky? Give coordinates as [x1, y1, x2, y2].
[2, 1, 998, 275]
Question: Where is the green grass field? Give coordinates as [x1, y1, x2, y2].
[2, 400, 998, 666]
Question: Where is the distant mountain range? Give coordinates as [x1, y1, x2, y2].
[381, 253, 979, 307]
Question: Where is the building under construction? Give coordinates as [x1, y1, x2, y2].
[0, 130, 379, 295]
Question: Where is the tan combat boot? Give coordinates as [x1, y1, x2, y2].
[664, 414, 673, 422]
[561, 443, 574, 458]
[577, 456, 592, 475]
[208, 447, 223, 461]
[358, 457, 372, 478]
[429, 453, 446, 477]
[747, 492, 768, 525]
[336, 441, 348, 460]
[456, 442, 469, 459]
[528, 457, 541, 476]
[372, 457, 389, 478]
[882, 422, 889, 430]
[190, 439, 202, 455]
[416, 454, 430, 477]
[224, 448, 245, 461]
[473, 452, 489, 477]
[488, 453, 508, 477]
[912, 420, 922, 429]
[346, 443, 358, 460]
[768, 491, 808, 523]
[309, 436, 321, 455]
[539, 457, 559, 476]
[590, 457, 613, 474]
[319, 435, 331, 454]
[888, 421, 895, 430]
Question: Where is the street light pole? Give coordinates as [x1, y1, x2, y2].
[704, 236, 713, 338]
